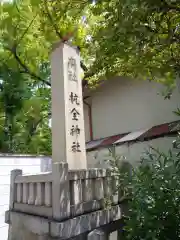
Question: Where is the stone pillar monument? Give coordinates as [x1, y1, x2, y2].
[51, 42, 87, 169]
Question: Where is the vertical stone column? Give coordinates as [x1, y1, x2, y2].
[51, 42, 87, 169]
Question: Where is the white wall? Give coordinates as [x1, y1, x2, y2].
[87, 136, 176, 168]
[83, 104, 91, 142]
[0, 156, 51, 240]
[85, 78, 180, 140]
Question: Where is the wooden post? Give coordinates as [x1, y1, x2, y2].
[88, 229, 109, 240]
[52, 162, 70, 220]
[9, 169, 22, 210]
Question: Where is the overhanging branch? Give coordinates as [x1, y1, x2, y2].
[81, 61, 88, 71]
[17, 13, 38, 47]
[5, 2, 89, 88]
[7, 46, 51, 86]
[43, 0, 63, 39]
[3, 12, 51, 87]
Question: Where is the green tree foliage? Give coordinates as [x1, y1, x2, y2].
[0, 0, 179, 154]
[87, 0, 180, 86]
[0, 0, 90, 153]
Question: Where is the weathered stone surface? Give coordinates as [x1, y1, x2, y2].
[23, 183, 29, 204]
[94, 178, 104, 200]
[35, 183, 44, 206]
[9, 169, 22, 209]
[17, 183, 22, 203]
[44, 182, 52, 207]
[7, 211, 49, 240]
[50, 205, 122, 238]
[7, 200, 123, 239]
[52, 162, 70, 220]
[10, 211, 49, 235]
[6, 162, 125, 240]
[28, 183, 35, 205]
[84, 179, 93, 201]
[70, 179, 83, 205]
[15, 172, 52, 183]
[14, 203, 53, 218]
[70, 200, 103, 217]
[68, 169, 114, 181]
[5, 210, 10, 224]
[51, 42, 87, 169]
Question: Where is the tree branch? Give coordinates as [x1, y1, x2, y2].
[162, 0, 180, 12]
[6, 46, 51, 86]
[43, 0, 63, 39]
[29, 112, 51, 136]
[17, 14, 38, 47]
[2, 12, 50, 86]
[81, 60, 88, 71]
[5, 3, 89, 88]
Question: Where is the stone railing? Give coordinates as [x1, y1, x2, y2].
[7, 163, 124, 239]
[10, 163, 120, 219]
[12, 171, 53, 218]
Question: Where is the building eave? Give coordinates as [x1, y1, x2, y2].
[86, 120, 180, 151]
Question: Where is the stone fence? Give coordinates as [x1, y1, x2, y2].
[5, 163, 125, 240]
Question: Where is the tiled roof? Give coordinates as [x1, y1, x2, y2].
[86, 120, 180, 151]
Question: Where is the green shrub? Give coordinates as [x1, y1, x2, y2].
[124, 144, 180, 240]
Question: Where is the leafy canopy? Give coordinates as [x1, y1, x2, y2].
[87, 0, 180, 86]
[0, 0, 89, 153]
[0, 0, 179, 153]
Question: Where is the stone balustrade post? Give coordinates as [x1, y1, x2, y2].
[9, 169, 22, 210]
[52, 162, 70, 220]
